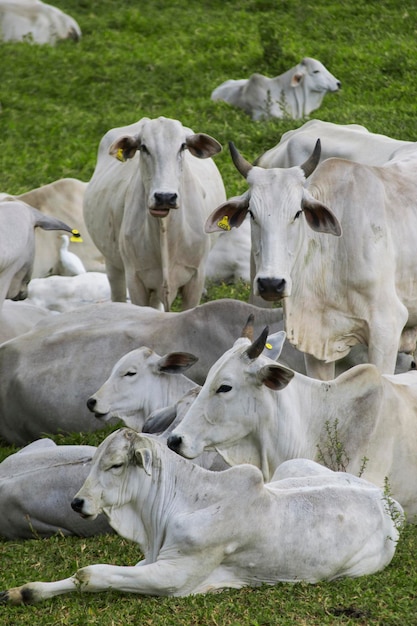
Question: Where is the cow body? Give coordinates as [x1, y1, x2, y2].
[211, 58, 341, 121]
[168, 330, 417, 521]
[0, 200, 75, 305]
[83, 116, 226, 310]
[0, 0, 81, 44]
[0, 300, 284, 444]
[1, 178, 105, 277]
[0, 439, 112, 539]
[27, 272, 111, 312]
[206, 143, 417, 378]
[0, 430, 402, 604]
[255, 120, 415, 168]
[0, 300, 52, 343]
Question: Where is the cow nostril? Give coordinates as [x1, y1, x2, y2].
[71, 497, 84, 513]
[154, 192, 178, 207]
[167, 434, 182, 452]
[86, 397, 96, 412]
[257, 277, 286, 296]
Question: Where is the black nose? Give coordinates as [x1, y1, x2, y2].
[71, 497, 84, 513]
[154, 192, 178, 207]
[257, 277, 286, 301]
[337, 81, 342, 89]
[86, 397, 96, 412]
[167, 434, 182, 452]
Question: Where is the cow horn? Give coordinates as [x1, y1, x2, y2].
[241, 314, 255, 340]
[229, 141, 253, 179]
[300, 139, 321, 178]
[245, 326, 269, 360]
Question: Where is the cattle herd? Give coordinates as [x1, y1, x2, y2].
[1, 0, 417, 610]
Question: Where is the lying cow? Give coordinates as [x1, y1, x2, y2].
[0, 299, 284, 445]
[0, 0, 81, 44]
[83, 116, 226, 310]
[255, 120, 415, 168]
[211, 58, 341, 121]
[206, 140, 417, 379]
[0, 439, 112, 539]
[168, 326, 417, 521]
[1, 178, 105, 277]
[0, 429, 402, 604]
[0, 200, 76, 305]
[27, 272, 112, 312]
[0, 300, 53, 344]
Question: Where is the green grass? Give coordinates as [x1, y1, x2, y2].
[1, 0, 417, 623]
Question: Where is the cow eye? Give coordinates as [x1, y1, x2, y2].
[124, 370, 136, 377]
[216, 384, 232, 393]
[140, 144, 149, 155]
[248, 209, 255, 221]
[293, 209, 302, 220]
[313, 70, 320, 74]
[108, 463, 124, 471]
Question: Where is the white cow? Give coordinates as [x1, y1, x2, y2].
[255, 120, 415, 168]
[0, 300, 53, 343]
[0, 0, 81, 44]
[206, 140, 417, 379]
[1, 178, 105, 277]
[211, 58, 341, 121]
[0, 200, 76, 305]
[0, 300, 284, 444]
[168, 327, 417, 521]
[83, 116, 226, 310]
[0, 429, 402, 604]
[27, 272, 111, 312]
[0, 439, 112, 539]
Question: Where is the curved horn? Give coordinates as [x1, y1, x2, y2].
[229, 141, 253, 179]
[245, 326, 269, 360]
[241, 314, 255, 340]
[300, 139, 321, 178]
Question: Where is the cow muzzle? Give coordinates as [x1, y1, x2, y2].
[71, 497, 95, 519]
[86, 397, 109, 420]
[257, 277, 287, 301]
[149, 192, 179, 217]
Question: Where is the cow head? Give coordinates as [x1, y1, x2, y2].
[205, 140, 341, 301]
[71, 429, 154, 521]
[291, 58, 341, 94]
[108, 117, 222, 217]
[86, 346, 197, 431]
[167, 326, 294, 460]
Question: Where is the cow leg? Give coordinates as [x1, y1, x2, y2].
[105, 261, 127, 302]
[304, 353, 335, 380]
[367, 304, 408, 374]
[125, 270, 151, 307]
[181, 269, 206, 311]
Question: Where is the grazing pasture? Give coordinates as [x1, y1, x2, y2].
[1, 0, 417, 624]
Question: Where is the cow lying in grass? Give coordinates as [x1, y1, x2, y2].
[0, 429, 402, 604]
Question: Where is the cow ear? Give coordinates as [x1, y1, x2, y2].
[109, 135, 141, 162]
[157, 352, 198, 374]
[205, 196, 250, 233]
[257, 363, 294, 390]
[301, 195, 342, 236]
[262, 331, 286, 361]
[186, 133, 222, 158]
[290, 72, 304, 87]
[135, 447, 152, 475]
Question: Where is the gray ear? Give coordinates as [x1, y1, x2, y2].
[257, 363, 295, 390]
[135, 447, 152, 475]
[262, 331, 286, 361]
[157, 352, 198, 374]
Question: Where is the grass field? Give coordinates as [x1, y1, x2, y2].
[1, 0, 417, 623]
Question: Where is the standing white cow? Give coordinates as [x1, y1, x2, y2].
[255, 120, 415, 168]
[1, 178, 105, 277]
[205, 140, 417, 379]
[211, 58, 341, 121]
[0, 429, 402, 604]
[0, 0, 81, 44]
[167, 327, 417, 521]
[0, 200, 76, 305]
[83, 116, 226, 310]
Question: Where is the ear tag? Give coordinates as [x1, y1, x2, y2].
[217, 215, 231, 231]
[70, 229, 83, 243]
[265, 343, 272, 350]
[116, 148, 126, 162]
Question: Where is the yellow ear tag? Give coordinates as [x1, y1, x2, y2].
[116, 148, 126, 162]
[70, 229, 83, 243]
[217, 215, 231, 231]
[265, 343, 272, 350]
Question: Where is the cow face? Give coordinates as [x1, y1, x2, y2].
[205, 141, 341, 302]
[71, 429, 152, 520]
[167, 330, 293, 459]
[108, 117, 222, 218]
[292, 58, 341, 95]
